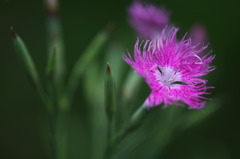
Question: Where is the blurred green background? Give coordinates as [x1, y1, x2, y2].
[0, 0, 240, 159]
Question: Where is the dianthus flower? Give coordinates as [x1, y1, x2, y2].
[128, 1, 169, 39]
[123, 27, 215, 109]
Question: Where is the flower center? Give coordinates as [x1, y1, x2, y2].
[155, 66, 183, 89]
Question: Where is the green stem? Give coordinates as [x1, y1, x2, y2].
[113, 104, 148, 145]
[47, 112, 57, 159]
[104, 104, 148, 159]
[55, 110, 69, 159]
[104, 119, 114, 159]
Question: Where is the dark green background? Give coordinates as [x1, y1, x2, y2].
[0, 0, 239, 158]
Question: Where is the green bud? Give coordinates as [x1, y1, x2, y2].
[105, 63, 116, 121]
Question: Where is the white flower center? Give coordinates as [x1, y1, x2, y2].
[155, 66, 182, 90]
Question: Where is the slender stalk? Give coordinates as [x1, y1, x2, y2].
[55, 111, 69, 159]
[104, 104, 149, 159]
[112, 104, 148, 146]
[104, 63, 116, 159]
[104, 119, 114, 159]
[47, 112, 57, 159]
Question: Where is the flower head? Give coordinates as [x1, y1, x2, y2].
[123, 27, 215, 109]
[128, 1, 169, 39]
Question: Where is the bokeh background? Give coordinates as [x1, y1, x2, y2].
[0, 0, 240, 159]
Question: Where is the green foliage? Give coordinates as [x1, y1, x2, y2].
[4, 0, 234, 159]
[11, 27, 47, 107]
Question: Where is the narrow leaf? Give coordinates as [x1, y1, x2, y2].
[46, 47, 57, 112]
[61, 24, 114, 110]
[46, 47, 57, 81]
[11, 27, 47, 104]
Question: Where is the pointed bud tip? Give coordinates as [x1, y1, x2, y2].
[106, 63, 111, 74]
[10, 26, 17, 39]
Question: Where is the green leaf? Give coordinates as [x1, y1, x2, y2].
[46, 47, 57, 81]
[181, 97, 220, 131]
[11, 27, 47, 105]
[46, 47, 57, 112]
[61, 24, 113, 110]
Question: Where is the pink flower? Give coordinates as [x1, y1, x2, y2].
[123, 27, 215, 109]
[128, 1, 169, 39]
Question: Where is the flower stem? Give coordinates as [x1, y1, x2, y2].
[113, 104, 148, 145]
[104, 104, 148, 159]
[104, 119, 114, 159]
[47, 112, 57, 159]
